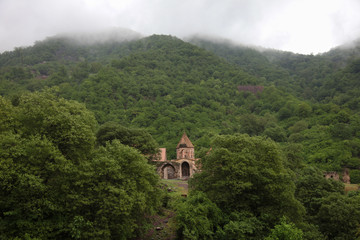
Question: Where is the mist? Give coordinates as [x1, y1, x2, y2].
[56, 28, 143, 45]
[1, 0, 360, 54]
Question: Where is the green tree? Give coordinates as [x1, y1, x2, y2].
[0, 132, 72, 239]
[265, 217, 303, 240]
[16, 89, 97, 161]
[239, 114, 266, 136]
[96, 122, 159, 157]
[79, 140, 161, 239]
[297, 102, 312, 118]
[263, 125, 287, 142]
[217, 211, 265, 240]
[191, 134, 305, 233]
[176, 191, 223, 240]
[350, 169, 360, 184]
[0, 92, 161, 239]
[0, 91, 97, 239]
[294, 166, 344, 217]
[315, 193, 360, 240]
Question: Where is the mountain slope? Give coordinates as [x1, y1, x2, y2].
[0, 33, 360, 170]
[188, 36, 360, 106]
[0, 35, 264, 158]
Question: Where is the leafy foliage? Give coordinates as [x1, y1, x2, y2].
[183, 135, 305, 239]
[315, 193, 360, 240]
[2, 34, 360, 168]
[2, 32, 360, 239]
[192, 135, 304, 221]
[295, 167, 344, 216]
[175, 191, 223, 240]
[0, 92, 161, 239]
[265, 217, 304, 240]
[96, 121, 159, 157]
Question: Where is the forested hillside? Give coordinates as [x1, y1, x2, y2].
[1, 34, 360, 168]
[190, 36, 360, 108]
[1, 33, 360, 239]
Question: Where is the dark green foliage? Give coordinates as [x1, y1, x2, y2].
[175, 191, 223, 240]
[83, 140, 161, 239]
[292, 167, 360, 239]
[265, 217, 304, 240]
[294, 167, 344, 216]
[217, 211, 265, 240]
[0, 92, 161, 239]
[314, 193, 360, 240]
[281, 143, 305, 171]
[189, 37, 295, 91]
[190, 36, 360, 114]
[189, 134, 304, 239]
[2, 34, 360, 169]
[15, 89, 97, 161]
[192, 134, 304, 218]
[239, 114, 266, 136]
[96, 121, 159, 156]
[175, 192, 267, 240]
[2, 32, 360, 239]
[263, 124, 287, 142]
[1, 35, 261, 157]
[349, 169, 360, 184]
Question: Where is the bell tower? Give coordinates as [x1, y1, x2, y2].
[176, 132, 195, 159]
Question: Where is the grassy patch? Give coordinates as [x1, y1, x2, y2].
[345, 183, 359, 193]
[161, 179, 188, 196]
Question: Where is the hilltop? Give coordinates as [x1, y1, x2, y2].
[0, 32, 360, 169]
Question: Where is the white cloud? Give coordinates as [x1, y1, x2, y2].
[0, 0, 360, 54]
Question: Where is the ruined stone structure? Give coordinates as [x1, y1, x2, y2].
[154, 132, 199, 179]
[324, 168, 351, 183]
[324, 171, 340, 181]
[342, 168, 351, 184]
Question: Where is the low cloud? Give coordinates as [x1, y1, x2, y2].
[1, 0, 360, 54]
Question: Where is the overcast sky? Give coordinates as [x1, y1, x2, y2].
[1, 0, 360, 54]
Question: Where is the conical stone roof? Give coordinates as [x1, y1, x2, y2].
[176, 132, 194, 148]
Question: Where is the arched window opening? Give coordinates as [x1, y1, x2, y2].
[162, 164, 176, 179]
[181, 161, 190, 177]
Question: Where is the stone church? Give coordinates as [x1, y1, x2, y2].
[154, 132, 199, 179]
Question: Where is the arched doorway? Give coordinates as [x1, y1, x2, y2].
[181, 161, 190, 178]
[162, 164, 176, 179]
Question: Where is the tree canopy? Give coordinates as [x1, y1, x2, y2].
[1, 33, 360, 239]
[0, 91, 161, 239]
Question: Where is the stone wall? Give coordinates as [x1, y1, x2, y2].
[324, 168, 351, 183]
[324, 172, 340, 181]
[156, 159, 199, 179]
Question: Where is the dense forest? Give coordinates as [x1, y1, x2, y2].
[1, 32, 360, 239]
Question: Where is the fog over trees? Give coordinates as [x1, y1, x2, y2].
[1, 32, 360, 239]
